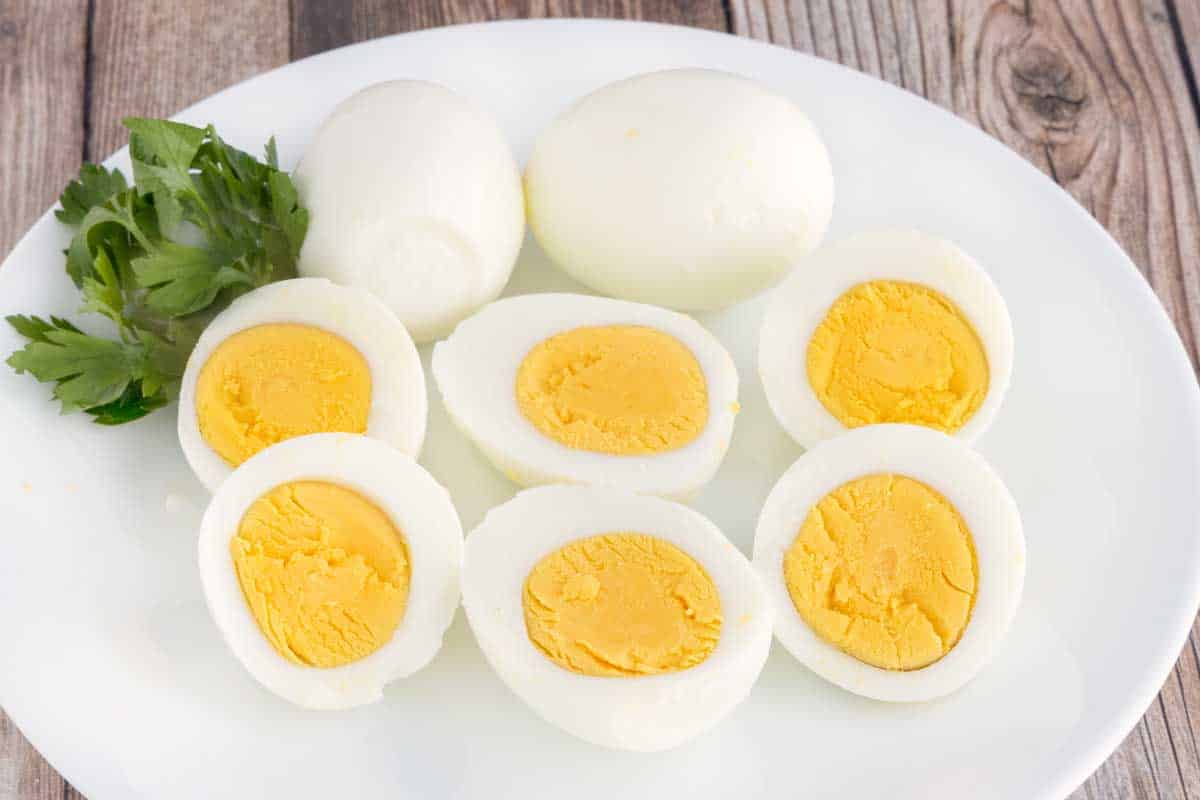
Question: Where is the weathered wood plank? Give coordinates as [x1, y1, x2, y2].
[0, 712, 68, 800]
[0, 1, 87, 798]
[291, 0, 728, 58]
[1169, 0, 1200, 108]
[0, 0, 86, 257]
[729, 1, 1200, 798]
[291, 0, 352, 61]
[87, 0, 291, 159]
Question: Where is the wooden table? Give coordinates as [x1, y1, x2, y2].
[1, 1, 1198, 797]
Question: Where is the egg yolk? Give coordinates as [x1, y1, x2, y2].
[806, 280, 988, 432]
[515, 325, 708, 455]
[231, 480, 410, 668]
[196, 323, 371, 467]
[783, 473, 977, 671]
[523, 533, 722, 676]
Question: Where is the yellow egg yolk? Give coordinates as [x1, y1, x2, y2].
[231, 480, 410, 668]
[783, 473, 977, 671]
[806, 280, 989, 432]
[515, 325, 708, 455]
[523, 532, 722, 676]
[196, 323, 371, 467]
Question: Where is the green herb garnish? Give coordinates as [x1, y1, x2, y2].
[7, 119, 308, 424]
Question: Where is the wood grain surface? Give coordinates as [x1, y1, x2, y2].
[1, 1, 1198, 798]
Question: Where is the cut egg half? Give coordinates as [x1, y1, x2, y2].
[432, 293, 739, 500]
[197, 433, 462, 709]
[753, 424, 1025, 702]
[759, 229, 1013, 447]
[178, 278, 426, 492]
[462, 485, 772, 751]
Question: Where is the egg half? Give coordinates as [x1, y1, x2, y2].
[296, 80, 525, 342]
[177, 277, 426, 492]
[463, 485, 772, 751]
[753, 424, 1024, 702]
[431, 293, 739, 499]
[525, 68, 834, 311]
[198, 433, 462, 709]
[759, 229, 1014, 447]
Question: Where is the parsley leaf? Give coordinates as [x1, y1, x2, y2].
[6, 316, 187, 417]
[7, 315, 82, 341]
[7, 318, 146, 412]
[133, 241, 254, 316]
[56, 165, 128, 226]
[79, 248, 125, 324]
[126, 119, 207, 175]
[7, 118, 307, 423]
[86, 384, 169, 425]
[64, 188, 154, 288]
[264, 170, 309, 268]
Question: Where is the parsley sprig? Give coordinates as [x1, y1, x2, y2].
[7, 119, 307, 424]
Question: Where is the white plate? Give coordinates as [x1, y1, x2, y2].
[1, 19, 1197, 800]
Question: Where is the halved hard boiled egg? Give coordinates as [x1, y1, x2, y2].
[462, 485, 772, 751]
[759, 229, 1014, 447]
[296, 80, 525, 342]
[753, 424, 1024, 702]
[525, 68, 834, 311]
[432, 293, 739, 499]
[198, 433, 462, 709]
[178, 277, 426, 492]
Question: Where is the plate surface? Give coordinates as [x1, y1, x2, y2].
[2, 19, 1198, 800]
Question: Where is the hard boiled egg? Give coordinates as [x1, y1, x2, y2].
[178, 277, 425, 492]
[753, 424, 1025, 702]
[525, 68, 834, 311]
[462, 485, 772, 751]
[431, 293, 739, 500]
[759, 228, 1014, 447]
[296, 80, 525, 342]
[198, 433, 462, 709]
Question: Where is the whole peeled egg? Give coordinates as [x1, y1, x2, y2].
[525, 68, 834, 310]
[295, 80, 525, 342]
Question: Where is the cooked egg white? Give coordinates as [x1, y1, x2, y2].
[431, 293, 739, 500]
[296, 80, 525, 342]
[753, 424, 1024, 702]
[759, 229, 1014, 447]
[198, 433, 462, 709]
[177, 277, 426, 492]
[525, 68, 833, 311]
[462, 485, 772, 751]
